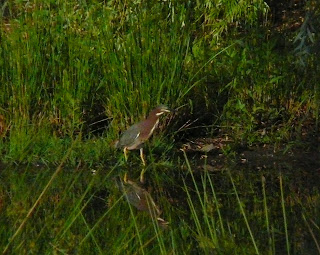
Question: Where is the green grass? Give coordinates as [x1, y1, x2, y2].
[0, 0, 320, 254]
[0, 0, 318, 162]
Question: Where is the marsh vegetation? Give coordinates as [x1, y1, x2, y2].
[0, 0, 319, 254]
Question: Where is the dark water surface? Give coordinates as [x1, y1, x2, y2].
[0, 146, 319, 254]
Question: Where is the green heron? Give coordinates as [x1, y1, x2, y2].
[116, 104, 171, 166]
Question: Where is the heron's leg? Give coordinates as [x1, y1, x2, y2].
[140, 147, 146, 166]
[123, 148, 129, 182]
[140, 168, 146, 184]
[123, 172, 128, 183]
[139, 147, 146, 183]
[123, 147, 128, 161]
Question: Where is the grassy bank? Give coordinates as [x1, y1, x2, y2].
[0, 0, 318, 163]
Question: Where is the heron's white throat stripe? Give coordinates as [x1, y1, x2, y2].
[149, 119, 159, 135]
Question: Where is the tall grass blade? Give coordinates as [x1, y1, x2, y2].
[279, 173, 290, 255]
[302, 213, 320, 254]
[261, 175, 273, 255]
[2, 137, 78, 255]
[228, 170, 260, 255]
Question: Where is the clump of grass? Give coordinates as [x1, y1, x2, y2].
[179, 151, 320, 254]
[3, 0, 317, 163]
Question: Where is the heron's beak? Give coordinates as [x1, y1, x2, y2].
[168, 107, 176, 113]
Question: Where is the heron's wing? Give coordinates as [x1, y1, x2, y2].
[117, 123, 141, 148]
